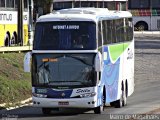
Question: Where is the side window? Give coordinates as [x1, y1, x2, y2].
[0, 0, 5, 7]
[102, 20, 107, 45]
[107, 2, 116, 10]
[107, 20, 112, 44]
[124, 18, 127, 41]
[115, 19, 121, 43]
[120, 19, 125, 42]
[115, 19, 125, 42]
[112, 20, 116, 43]
[15, 0, 18, 8]
[129, 18, 133, 40]
[128, 0, 150, 9]
[124, 18, 133, 41]
[103, 20, 112, 45]
[24, 0, 28, 9]
[98, 21, 102, 49]
[63, 2, 72, 9]
[74, 1, 80, 7]
[6, 0, 14, 8]
[151, 0, 160, 9]
[124, 18, 127, 42]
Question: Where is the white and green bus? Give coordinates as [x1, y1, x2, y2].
[24, 8, 134, 114]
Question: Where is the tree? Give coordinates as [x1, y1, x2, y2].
[44, 0, 53, 4]
[43, 0, 53, 14]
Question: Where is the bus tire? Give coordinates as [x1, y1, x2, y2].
[11, 32, 18, 45]
[42, 108, 51, 115]
[11, 35, 15, 45]
[114, 97, 123, 108]
[123, 81, 128, 106]
[4, 34, 10, 47]
[94, 104, 103, 114]
[110, 101, 115, 107]
[122, 89, 127, 106]
[135, 22, 148, 31]
[114, 83, 124, 108]
[94, 95, 104, 114]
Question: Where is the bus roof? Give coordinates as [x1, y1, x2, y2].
[37, 8, 132, 23]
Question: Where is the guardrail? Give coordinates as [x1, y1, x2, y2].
[0, 46, 32, 53]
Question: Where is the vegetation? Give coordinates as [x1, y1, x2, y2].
[0, 52, 31, 106]
[37, 0, 53, 14]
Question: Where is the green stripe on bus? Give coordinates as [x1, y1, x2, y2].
[152, 9, 157, 16]
[109, 43, 130, 62]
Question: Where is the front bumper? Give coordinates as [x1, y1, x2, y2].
[32, 96, 98, 108]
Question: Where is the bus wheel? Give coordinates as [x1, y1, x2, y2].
[10, 36, 15, 45]
[4, 34, 10, 47]
[110, 101, 115, 107]
[94, 95, 104, 114]
[122, 90, 127, 106]
[114, 96, 123, 108]
[123, 81, 128, 106]
[11, 33, 18, 45]
[94, 104, 103, 114]
[42, 108, 51, 115]
[114, 86, 124, 108]
[135, 22, 148, 31]
[115, 89, 127, 108]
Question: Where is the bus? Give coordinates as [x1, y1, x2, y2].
[0, 0, 32, 47]
[24, 8, 134, 114]
[128, 0, 160, 31]
[53, 0, 127, 11]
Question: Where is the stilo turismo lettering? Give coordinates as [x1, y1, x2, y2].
[0, 13, 12, 21]
[76, 89, 90, 93]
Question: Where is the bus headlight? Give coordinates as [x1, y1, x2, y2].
[80, 92, 96, 98]
[32, 93, 47, 98]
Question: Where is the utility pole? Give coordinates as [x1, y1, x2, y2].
[150, 0, 152, 31]
[18, 0, 24, 46]
[28, 0, 33, 45]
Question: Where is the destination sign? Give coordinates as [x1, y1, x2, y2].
[53, 25, 79, 30]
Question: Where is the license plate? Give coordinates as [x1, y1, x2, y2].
[58, 101, 69, 105]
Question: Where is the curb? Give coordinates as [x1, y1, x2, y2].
[0, 97, 32, 111]
[134, 31, 160, 35]
[134, 31, 160, 38]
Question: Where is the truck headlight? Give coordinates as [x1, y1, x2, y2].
[80, 92, 96, 98]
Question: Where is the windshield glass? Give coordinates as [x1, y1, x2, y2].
[32, 53, 96, 89]
[34, 21, 96, 50]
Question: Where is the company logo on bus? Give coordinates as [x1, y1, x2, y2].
[127, 48, 133, 60]
[61, 93, 65, 97]
[0, 14, 12, 21]
[76, 89, 90, 93]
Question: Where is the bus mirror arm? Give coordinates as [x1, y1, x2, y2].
[24, 52, 32, 72]
[94, 52, 102, 72]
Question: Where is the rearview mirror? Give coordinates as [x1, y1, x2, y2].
[94, 52, 102, 72]
[24, 52, 32, 72]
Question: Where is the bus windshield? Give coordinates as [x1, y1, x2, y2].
[32, 53, 96, 89]
[34, 21, 96, 50]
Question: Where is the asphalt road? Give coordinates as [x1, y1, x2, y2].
[1, 37, 160, 120]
